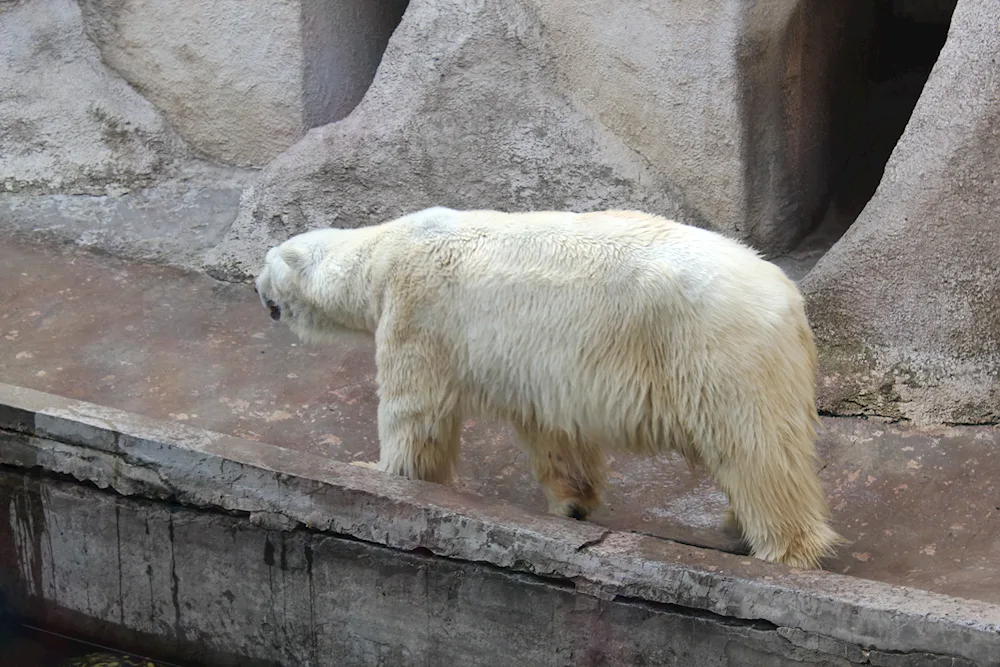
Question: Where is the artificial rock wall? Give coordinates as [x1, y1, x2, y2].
[2, 0, 996, 425]
[206, 0, 868, 277]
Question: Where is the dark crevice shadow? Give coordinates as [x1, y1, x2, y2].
[774, 0, 956, 283]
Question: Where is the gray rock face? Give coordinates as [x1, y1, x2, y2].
[1, 162, 254, 272]
[207, 0, 864, 279]
[802, 0, 1000, 425]
[79, 0, 408, 166]
[0, 0, 186, 195]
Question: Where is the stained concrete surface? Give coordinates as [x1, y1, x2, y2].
[8, 475, 982, 667]
[4, 384, 997, 664]
[1, 236, 998, 605]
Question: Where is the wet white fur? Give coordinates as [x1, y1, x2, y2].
[255, 207, 842, 568]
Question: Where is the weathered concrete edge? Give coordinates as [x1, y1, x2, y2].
[0, 382, 997, 663]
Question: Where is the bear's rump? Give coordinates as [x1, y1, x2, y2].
[444, 277, 812, 459]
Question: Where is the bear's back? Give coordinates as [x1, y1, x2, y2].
[392, 207, 790, 313]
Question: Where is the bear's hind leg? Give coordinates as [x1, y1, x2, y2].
[517, 426, 607, 521]
[721, 506, 742, 535]
[713, 448, 842, 569]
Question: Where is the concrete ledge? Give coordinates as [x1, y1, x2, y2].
[1, 382, 998, 664]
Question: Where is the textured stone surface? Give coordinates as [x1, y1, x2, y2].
[79, 0, 408, 166]
[0, 162, 253, 271]
[0, 0, 409, 268]
[299, 0, 410, 128]
[206, 0, 866, 279]
[0, 383, 998, 665]
[0, 0, 187, 195]
[2, 475, 977, 667]
[802, 0, 1000, 425]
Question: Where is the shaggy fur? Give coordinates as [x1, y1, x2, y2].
[254, 207, 843, 568]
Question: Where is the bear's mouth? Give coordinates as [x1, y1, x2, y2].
[266, 300, 281, 321]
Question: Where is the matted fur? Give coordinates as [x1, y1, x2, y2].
[255, 207, 843, 568]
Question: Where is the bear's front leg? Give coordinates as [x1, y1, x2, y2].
[350, 406, 460, 483]
[372, 397, 461, 484]
[362, 329, 462, 485]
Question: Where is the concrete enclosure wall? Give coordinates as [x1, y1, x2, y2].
[802, 0, 998, 424]
[0, 384, 997, 665]
[1, 473, 924, 667]
[301, 0, 411, 129]
[0, 0, 189, 195]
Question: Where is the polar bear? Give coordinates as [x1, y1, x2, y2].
[254, 207, 842, 568]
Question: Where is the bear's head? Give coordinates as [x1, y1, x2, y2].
[254, 228, 376, 343]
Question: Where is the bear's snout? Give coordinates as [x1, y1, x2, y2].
[266, 300, 281, 321]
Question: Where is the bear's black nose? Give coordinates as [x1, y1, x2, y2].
[266, 300, 281, 321]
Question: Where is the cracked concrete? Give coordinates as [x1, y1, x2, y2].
[574, 529, 612, 554]
[9, 474, 982, 667]
[1, 382, 999, 665]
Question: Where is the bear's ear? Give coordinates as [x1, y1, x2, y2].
[279, 243, 320, 275]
